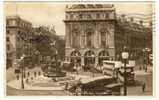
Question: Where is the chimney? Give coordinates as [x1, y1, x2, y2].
[121, 14, 126, 22]
[66, 5, 68, 8]
[121, 14, 125, 18]
[130, 17, 134, 22]
[139, 20, 143, 25]
[149, 21, 152, 27]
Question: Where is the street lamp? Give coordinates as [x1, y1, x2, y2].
[20, 54, 26, 89]
[142, 48, 151, 72]
[121, 46, 129, 96]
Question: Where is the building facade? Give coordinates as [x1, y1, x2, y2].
[115, 15, 152, 60]
[6, 16, 33, 68]
[64, 4, 116, 66]
[64, 4, 152, 66]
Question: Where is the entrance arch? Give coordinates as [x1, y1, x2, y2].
[70, 50, 81, 65]
[84, 50, 95, 66]
[98, 50, 109, 65]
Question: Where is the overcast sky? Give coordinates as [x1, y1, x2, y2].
[4, 2, 154, 35]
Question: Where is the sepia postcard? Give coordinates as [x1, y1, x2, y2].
[5, 1, 155, 96]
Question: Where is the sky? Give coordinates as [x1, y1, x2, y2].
[4, 2, 154, 35]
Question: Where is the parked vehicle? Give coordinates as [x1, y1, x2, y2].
[68, 76, 120, 96]
[102, 60, 135, 85]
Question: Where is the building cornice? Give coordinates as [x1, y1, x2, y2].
[64, 19, 115, 22]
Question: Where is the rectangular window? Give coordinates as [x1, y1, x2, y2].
[96, 13, 100, 19]
[7, 44, 10, 50]
[7, 37, 10, 42]
[87, 33, 92, 47]
[105, 13, 109, 19]
[9, 20, 17, 26]
[6, 20, 9, 26]
[101, 32, 106, 47]
[7, 30, 10, 34]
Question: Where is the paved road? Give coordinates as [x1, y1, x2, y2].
[6, 67, 153, 96]
[6, 86, 73, 96]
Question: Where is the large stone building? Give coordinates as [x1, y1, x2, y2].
[115, 15, 152, 60]
[6, 16, 34, 68]
[64, 4, 116, 66]
[64, 4, 152, 66]
[6, 16, 65, 68]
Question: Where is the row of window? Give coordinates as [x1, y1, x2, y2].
[71, 32, 108, 48]
[6, 20, 17, 26]
[6, 19, 31, 28]
[66, 12, 111, 20]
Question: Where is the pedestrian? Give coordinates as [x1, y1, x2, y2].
[139, 66, 142, 70]
[27, 72, 30, 77]
[75, 86, 82, 96]
[142, 83, 146, 92]
[65, 82, 69, 90]
[34, 72, 37, 77]
[24, 72, 26, 78]
[25, 78, 29, 84]
[38, 71, 41, 76]
[16, 74, 19, 80]
[73, 64, 76, 73]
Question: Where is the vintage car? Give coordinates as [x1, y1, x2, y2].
[104, 83, 122, 95]
[68, 76, 121, 96]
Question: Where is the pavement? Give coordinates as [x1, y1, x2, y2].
[7, 70, 102, 91]
[7, 71, 108, 91]
[7, 76, 66, 90]
[6, 66, 153, 96]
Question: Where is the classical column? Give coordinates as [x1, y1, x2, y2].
[66, 25, 70, 48]
[99, 32, 101, 48]
[95, 56, 98, 65]
[85, 33, 87, 47]
[92, 32, 94, 47]
[81, 56, 84, 66]
[106, 33, 109, 47]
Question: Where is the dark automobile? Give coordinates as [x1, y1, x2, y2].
[68, 76, 121, 96]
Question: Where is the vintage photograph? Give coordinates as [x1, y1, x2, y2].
[5, 1, 154, 96]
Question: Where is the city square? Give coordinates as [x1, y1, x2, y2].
[5, 3, 154, 96]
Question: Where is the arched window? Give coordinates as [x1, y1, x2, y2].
[98, 50, 109, 65]
[84, 50, 95, 57]
[70, 50, 81, 65]
[96, 13, 100, 19]
[71, 50, 81, 57]
[98, 50, 109, 57]
[79, 14, 83, 19]
[87, 14, 92, 19]
[84, 50, 95, 65]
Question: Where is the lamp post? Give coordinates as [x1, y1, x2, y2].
[142, 48, 151, 72]
[121, 46, 129, 96]
[20, 54, 25, 89]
